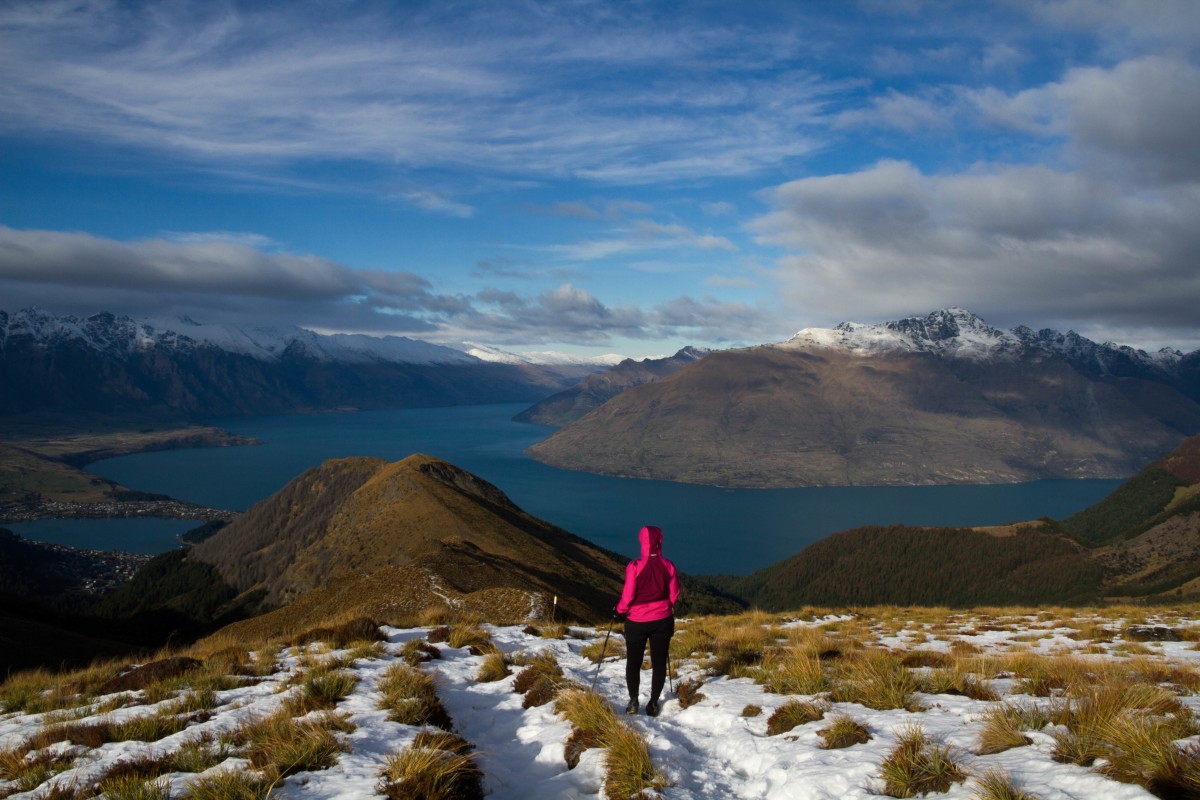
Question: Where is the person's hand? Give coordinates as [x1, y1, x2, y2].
[612, 607, 626, 622]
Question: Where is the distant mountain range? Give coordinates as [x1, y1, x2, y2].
[514, 346, 709, 426]
[525, 308, 1200, 487]
[0, 308, 603, 419]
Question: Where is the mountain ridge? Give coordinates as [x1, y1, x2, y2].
[526, 308, 1200, 488]
[0, 307, 602, 419]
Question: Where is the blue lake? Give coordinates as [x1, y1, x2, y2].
[76, 403, 1126, 575]
[6, 517, 202, 555]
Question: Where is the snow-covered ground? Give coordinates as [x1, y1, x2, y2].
[3, 612, 1199, 800]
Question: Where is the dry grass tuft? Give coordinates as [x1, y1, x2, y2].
[1098, 711, 1200, 795]
[831, 650, 922, 711]
[601, 721, 668, 800]
[676, 678, 706, 710]
[766, 700, 825, 736]
[377, 663, 453, 731]
[581, 639, 625, 664]
[447, 625, 493, 651]
[476, 652, 511, 683]
[758, 647, 828, 695]
[817, 714, 871, 749]
[976, 704, 1038, 755]
[741, 704, 762, 718]
[378, 748, 483, 800]
[879, 724, 966, 798]
[972, 769, 1043, 800]
[182, 769, 274, 800]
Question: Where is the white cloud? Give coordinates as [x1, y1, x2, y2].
[751, 160, 1200, 341]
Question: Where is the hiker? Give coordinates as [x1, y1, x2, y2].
[614, 524, 681, 716]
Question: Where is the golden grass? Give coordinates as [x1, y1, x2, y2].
[580, 639, 625, 664]
[972, 769, 1043, 800]
[976, 703, 1040, 755]
[830, 650, 922, 711]
[476, 652, 511, 683]
[377, 663, 453, 730]
[758, 647, 828, 695]
[182, 770, 274, 800]
[378, 742, 484, 800]
[817, 714, 871, 749]
[766, 700, 825, 736]
[447, 625, 493, 651]
[879, 724, 967, 798]
[601, 721, 668, 800]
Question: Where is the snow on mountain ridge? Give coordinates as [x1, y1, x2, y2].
[0, 308, 477, 365]
[463, 341, 625, 367]
[784, 307, 1022, 360]
[781, 307, 1186, 370]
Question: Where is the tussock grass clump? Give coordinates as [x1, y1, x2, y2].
[399, 639, 441, 666]
[289, 617, 384, 649]
[1051, 681, 1188, 767]
[426, 626, 452, 643]
[758, 647, 828, 695]
[676, 678, 705, 710]
[239, 710, 344, 777]
[164, 688, 220, 716]
[476, 652, 511, 683]
[976, 704, 1040, 755]
[0, 744, 75, 794]
[741, 704, 762, 718]
[303, 670, 359, 709]
[972, 769, 1042, 800]
[766, 700, 825, 736]
[555, 688, 620, 770]
[601, 721, 668, 800]
[818, 714, 870, 749]
[581, 639, 625, 664]
[536, 623, 569, 640]
[511, 651, 571, 708]
[182, 770, 274, 800]
[918, 665, 998, 702]
[447, 625, 493, 652]
[879, 725, 966, 798]
[377, 663, 453, 730]
[95, 773, 170, 800]
[831, 651, 923, 711]
[669, 624, 715, 660]
[378, 734, 484, 800]
[1098, 711, 1200, 795]
[706, 622, 769, 677]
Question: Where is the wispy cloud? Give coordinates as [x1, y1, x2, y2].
[0, 1, 839, 187]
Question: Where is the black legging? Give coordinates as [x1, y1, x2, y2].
[624, 616, 675, 702]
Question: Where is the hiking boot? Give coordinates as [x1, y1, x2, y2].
[625, 699, 638, 715]
[646, 698, 661, 717]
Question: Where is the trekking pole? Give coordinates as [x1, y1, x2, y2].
[590, 618, 615, 691]
[667, 649, 674, 694]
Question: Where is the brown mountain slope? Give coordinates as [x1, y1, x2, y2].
[190, 454, 625, 620]
[514, 346, 708, 427]
[527, 345, 1200, 488]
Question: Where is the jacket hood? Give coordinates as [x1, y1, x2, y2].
[639, 525, 663, 558]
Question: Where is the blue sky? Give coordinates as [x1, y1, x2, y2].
[1, 0, 1198, 358]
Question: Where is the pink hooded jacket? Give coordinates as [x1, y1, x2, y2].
[616, 525, 681, 623]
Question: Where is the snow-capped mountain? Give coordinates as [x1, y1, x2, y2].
[782, 307, 1186, 376]
[0, 308, 476, 365]
[0, 308, 591, 418]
